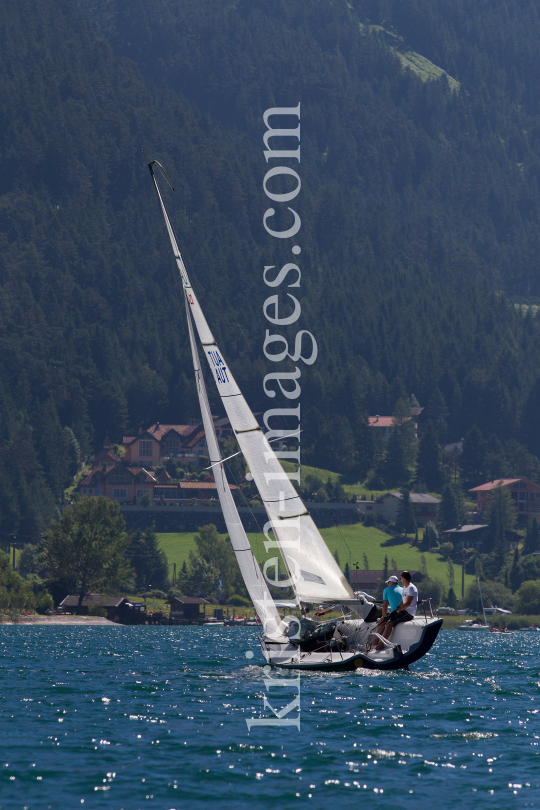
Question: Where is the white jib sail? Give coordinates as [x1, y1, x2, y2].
[184, 295, 287, 639]
[149, 162, 354, 604]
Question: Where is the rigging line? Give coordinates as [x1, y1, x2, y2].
[222, 458, 267, 566]
[329, 508, 354, 570]
[149, 155, 186, 337]
[186, 303, 267, 576]
[204, 431, 302, 470]
[222, 456, 295, 593]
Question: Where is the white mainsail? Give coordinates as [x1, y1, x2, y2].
[149, 161, 354, 604]
[183, 294, 286, 638]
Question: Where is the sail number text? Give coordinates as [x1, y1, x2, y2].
[208, 350, 230, 384]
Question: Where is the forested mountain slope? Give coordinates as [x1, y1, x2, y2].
[82, 0, 540, 298]
[2, 0, 540, 537]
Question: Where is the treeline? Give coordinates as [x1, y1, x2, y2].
[3, 0, 540, 539]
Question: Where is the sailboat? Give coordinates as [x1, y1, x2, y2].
[148, 160, 442, 671]
[457, 576, 490, 631]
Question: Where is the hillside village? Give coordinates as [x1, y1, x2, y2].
[36, 398, 537, 625]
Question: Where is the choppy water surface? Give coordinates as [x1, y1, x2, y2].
[0, 627, 539, 809]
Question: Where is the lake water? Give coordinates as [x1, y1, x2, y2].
[0, 626, 538, 809]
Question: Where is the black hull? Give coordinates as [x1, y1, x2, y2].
[270, 618, 443, 672]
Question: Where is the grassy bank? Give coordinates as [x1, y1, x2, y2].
[157, 523, 474, 594]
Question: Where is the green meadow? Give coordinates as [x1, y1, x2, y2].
[157, 523, 473, 595]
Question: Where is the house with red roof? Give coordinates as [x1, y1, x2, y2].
[368, 407, 423, 441]
[123, 423, 208, 468]
[469, 478, 540, 524]
[153, 480, 238, 503]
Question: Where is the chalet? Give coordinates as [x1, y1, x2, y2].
[368, 407, 423, 441]
[350, 569, 424, 596]
[123, 423, 208, 468]
[59, 594, 147, 624]
[169, 596, 209, 621]
[442, 524, 488, 548]
[356, 492, 440, 526]
[469, 478, 540, 524]
[78, 464, 156, 503]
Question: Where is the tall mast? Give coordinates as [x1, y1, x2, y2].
[148, 161, 353, 605]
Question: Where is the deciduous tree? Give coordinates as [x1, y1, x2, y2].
[41, 497, 132, 612]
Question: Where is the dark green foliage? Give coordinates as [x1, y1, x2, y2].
[438, 484, 461, 531]
[485, 486, 516, 567]
[425, 390, 448, 442]
[416, 421, 444, 491]
[516, 581, 540, 615]
[484, 435, 507, 482]
[41, 497, 132, 610]
[395, 489, 416, 536]
[227, 594, 251, 607]
[178, 553, 218, 598]
[344, 561, 350, 583]
[5, 0, 540, 537]
[182, 524, 245, 599]
[0, 549, 35, 609]
[447, 588, 457, 610]
[464, 579, 514, 612]
[524, 518, 540, 556]
[417, 577, 443, 608]
[421, 521, 439, 551]
[127, 528, 169, 591]
[18, 544, 42, 578]
[460, 427, 487, 490]
[509, 547, 523, 594]
[35, 592, 54, 614]
[521, 552, 540, 583]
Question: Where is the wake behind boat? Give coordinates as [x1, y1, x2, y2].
[148, 161, 442, 672]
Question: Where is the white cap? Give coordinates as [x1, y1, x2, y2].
[387, 575, 399, 583]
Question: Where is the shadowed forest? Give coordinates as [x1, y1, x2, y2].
[2, 0, 540, 537]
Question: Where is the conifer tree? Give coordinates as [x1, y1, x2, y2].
[509, 547, 523, 593]
[416, 420, 444, 491]
[425, 388, 448, 440]
[523, 518, 540, 555]
[396, 488, 416, 537]
[461, 426, 488, 488]
[438, 484, 460, 531]
[127, 527, 169, 591]
[486, 485, 516, 570]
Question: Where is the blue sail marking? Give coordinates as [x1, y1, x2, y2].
[208, 350, 230, 384]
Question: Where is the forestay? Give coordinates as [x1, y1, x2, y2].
[149, 161, 354, 605]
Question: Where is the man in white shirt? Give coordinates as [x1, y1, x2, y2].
[374, 571, 418, 651]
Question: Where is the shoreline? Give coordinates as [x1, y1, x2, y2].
[0, 616, 118, 626]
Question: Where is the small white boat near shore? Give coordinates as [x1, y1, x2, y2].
[456, 619, 490, 631]
[457, 577, 489, 631]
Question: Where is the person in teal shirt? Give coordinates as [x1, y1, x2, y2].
[373, 576, 403, 640]
[383, 576, 403, 613]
